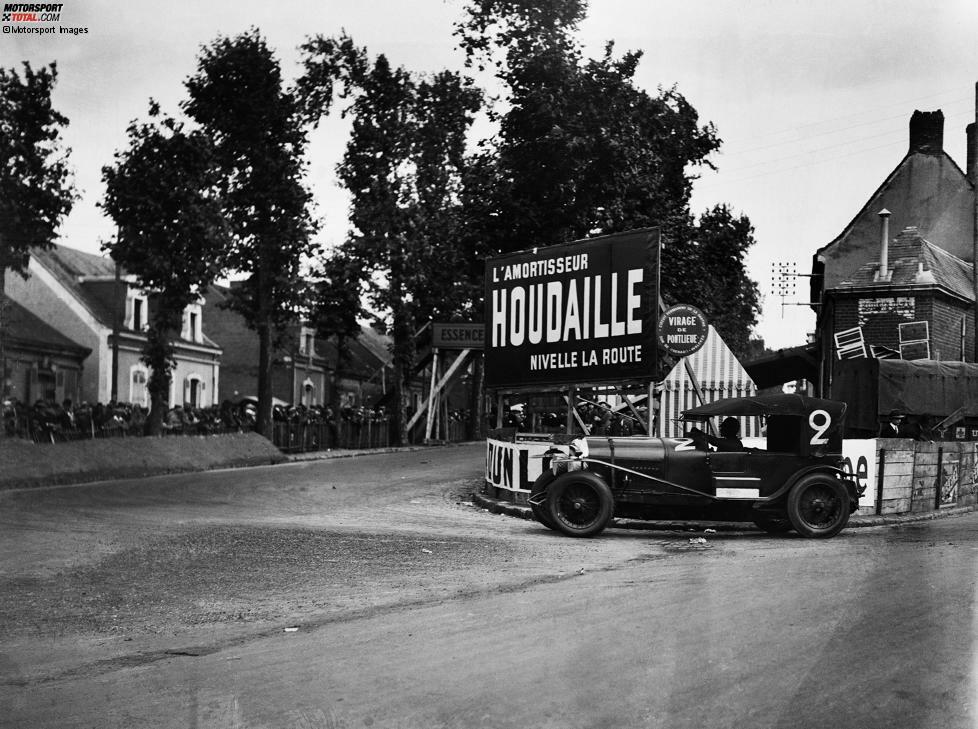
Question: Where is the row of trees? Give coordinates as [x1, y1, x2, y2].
[0, 0, 761, 443]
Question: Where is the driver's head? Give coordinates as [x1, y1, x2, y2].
[719, 417, 741, 439]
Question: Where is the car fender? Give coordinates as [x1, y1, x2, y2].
[762, 464, 859, 506]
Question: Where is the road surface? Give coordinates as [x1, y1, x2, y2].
[1, 443, 976, 728]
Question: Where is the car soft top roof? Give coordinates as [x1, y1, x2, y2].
[682, 393, 847, 422]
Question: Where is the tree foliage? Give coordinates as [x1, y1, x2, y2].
[183, 29, 318, 437]
[0, 60, 75, 400]
[456, 1, 761, 353]
[100, 104, 231, 433]
[0, 61, 75, 275]
[300, 35, 481, 444]
[661, 205, 761, 358]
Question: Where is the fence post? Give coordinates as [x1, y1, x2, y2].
[875, 448, 886, 516]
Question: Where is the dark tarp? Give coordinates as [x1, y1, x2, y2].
[832, 359, 978, 433]
[742, 344, 819, 390]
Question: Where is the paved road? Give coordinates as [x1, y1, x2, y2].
[2, 444, 976, 728]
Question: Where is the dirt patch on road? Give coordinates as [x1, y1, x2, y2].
[0, 524, 529, 642]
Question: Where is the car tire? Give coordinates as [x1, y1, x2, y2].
[752, 515, 793, 534]
[546, 472, 614, 538]
[529, 471, 558, 531]
[786, 473, 850, 538]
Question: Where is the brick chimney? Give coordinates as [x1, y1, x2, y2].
[909, 110, 944, 154]
[967, 122, 976, 183]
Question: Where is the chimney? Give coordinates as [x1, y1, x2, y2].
[909, 110, 944, 154]
[876, 208, 891, 282]
[967, 122, 976, 183]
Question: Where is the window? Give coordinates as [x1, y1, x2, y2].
[127, 293, 148, 331]
[182, 304, 203, 343]
[185, 375, 204, 408]
[298, 326, 315, 356]
[130, 367, 148, 408]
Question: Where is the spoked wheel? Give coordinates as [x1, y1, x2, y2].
[752, 515, 793, 534]
[787, 474, 850, 538]
[546, 472, 614, 538]
[529, 472, 558, 531]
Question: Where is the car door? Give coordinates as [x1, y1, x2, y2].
[707, 451, 762, 499]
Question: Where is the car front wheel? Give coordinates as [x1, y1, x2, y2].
[786, 474, 850, 538]
[529, 471, 558, 531]
[546, 472, 614, 538]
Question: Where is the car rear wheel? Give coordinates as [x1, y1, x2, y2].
[752, 515, 793, 534]
[546, 472, 614, 538]
[786, 474, 850, 538]
[529, 471, 557, 531]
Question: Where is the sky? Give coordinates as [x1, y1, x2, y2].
[2, 0, 977, 350]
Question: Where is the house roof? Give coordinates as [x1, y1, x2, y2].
[837, 226, 974, 302]
[34, 244, 220, 348]
[814, 114, 975, 294]
[32, 243, 118, 325]
[322, 326, 392, 381]
[2, 299, 91, 356]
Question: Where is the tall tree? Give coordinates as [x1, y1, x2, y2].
[661, 205, 761, 358]
[457, 1, 760, 349]
[183, 29, 318, 438]
[0, 61, 75, 398]
[300, 36, 481, 445]
[101, 104, 231, 434]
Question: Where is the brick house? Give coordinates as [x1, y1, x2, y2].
[824, 226, 974, 362]
[205, 284, 397, 409]
[3, 243, 222, 407]
[810, 108, 977, 393]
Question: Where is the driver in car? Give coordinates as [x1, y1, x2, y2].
[688, 416, 745, 452]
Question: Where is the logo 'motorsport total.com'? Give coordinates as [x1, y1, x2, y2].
[2, 2, 87, 35]
[1, 3, 64, 22]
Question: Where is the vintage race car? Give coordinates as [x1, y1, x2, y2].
[528, 394, 862, 538]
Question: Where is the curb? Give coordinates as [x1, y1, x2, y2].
[283, 441, 484, 463]
[472, 493, 977, 532]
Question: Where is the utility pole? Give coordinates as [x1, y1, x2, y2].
[972, 82, 978, 362]
[111, 237, 121, 403]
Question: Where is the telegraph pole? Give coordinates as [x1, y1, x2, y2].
[972, 82, 978, 361]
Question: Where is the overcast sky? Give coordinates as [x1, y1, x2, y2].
[2, 0, 977, 349]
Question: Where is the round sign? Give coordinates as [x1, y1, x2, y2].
[657, 304, 708, 357]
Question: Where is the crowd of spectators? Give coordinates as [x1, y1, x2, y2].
[1, 396, 395, 447]
[492, 399, 646, 436]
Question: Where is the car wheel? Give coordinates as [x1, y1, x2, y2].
[786, 474, 850, 538]
[546, 472, 614, 538]
[529, 471, 558, 531]
[752, 515, 793, 534]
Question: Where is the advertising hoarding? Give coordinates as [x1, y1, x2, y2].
[484, 228, 660, 389]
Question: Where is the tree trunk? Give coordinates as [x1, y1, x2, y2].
[256, 321, 274, 440]
[466, 353, 485, 440]
[143, 325, 174, 436]
[145, 377, 168, 436]
[0, 267, 7, 400]
[0, 267, 7, 439]
[391, 357, 406, 447]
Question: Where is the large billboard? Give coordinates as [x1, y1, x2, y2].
[484, 228, 659, 389]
